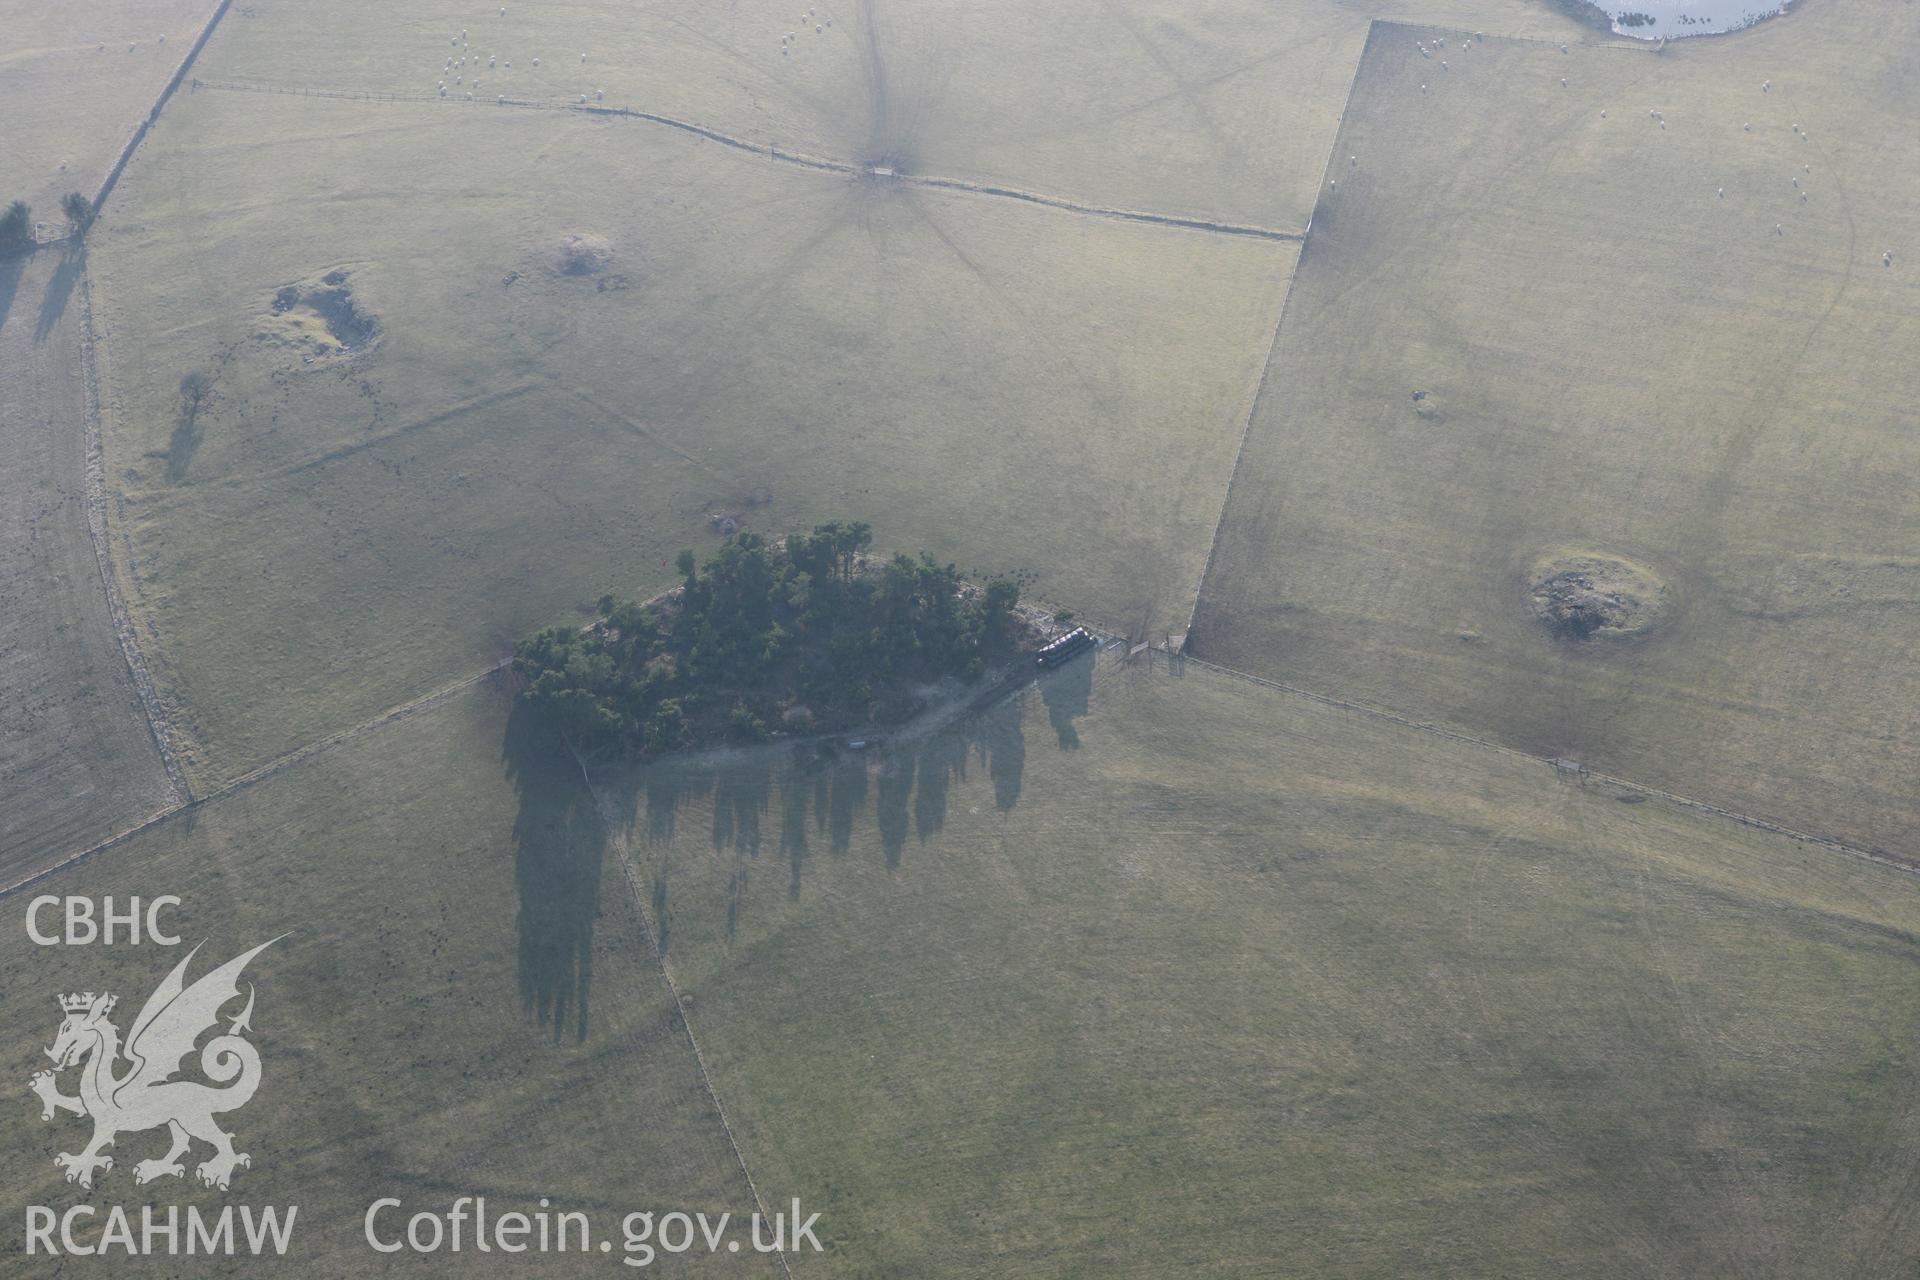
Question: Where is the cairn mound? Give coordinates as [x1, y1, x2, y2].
[1528, 552, 1671, 642]
[256, 270, 377, 358]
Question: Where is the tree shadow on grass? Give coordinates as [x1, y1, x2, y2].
[164, 413, 203, 483]
[0, 252, 25, 337]
[503, 702, 605, 1043]
[1039, 650, 1094, 748]
[616, 678, 1048, 931]
[35, 243, 83, 344]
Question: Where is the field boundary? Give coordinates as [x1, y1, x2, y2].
[0, 658, 512, 902]
[188, 79, 1305, 242]
[1183, 23, 1372, 641]
[94, 0, 237, 215]
[75, 269, 190, 804]
[570, 747, 793, 1279]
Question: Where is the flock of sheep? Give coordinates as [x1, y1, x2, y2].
[780, 7, 835, 56]
[433, 11, 599, 104]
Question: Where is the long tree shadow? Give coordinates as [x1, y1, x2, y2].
[503, 703, 606, 1043]
[165, 413, 203, 483]
[620, 669, 1064, 934]
[35, 242, 84, 343]
[1039, 650, 1095, 748]
[0, 251, 25, 336]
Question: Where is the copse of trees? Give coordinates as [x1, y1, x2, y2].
[62, 193, 94, 237]
[513, 522, 1026, 756]
[0, 201, 31, 255]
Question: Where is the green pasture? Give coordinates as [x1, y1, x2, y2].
[0, 682, 764, 1276]
[1193, 7, 1920, 854]
[602, 655, 1920, 1275]
[87, 87, 1292, 782]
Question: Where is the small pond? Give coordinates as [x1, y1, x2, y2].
[1608, 0, 1794, 39]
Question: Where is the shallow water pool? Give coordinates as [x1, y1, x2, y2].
[1609, 0, 1793, 39]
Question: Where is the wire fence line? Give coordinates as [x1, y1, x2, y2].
[187, 79, 1307, 238]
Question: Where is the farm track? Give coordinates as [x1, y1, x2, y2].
[47, 0, 244, 814]
[75, 271, 190, 804]
[1175, 652, 1919, 877]
[188, 79, 1306, 243]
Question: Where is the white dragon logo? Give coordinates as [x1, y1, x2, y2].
[29, 938, 282, 1191]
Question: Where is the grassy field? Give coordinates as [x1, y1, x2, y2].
[186, 0, 1591, 236]
[9, 0, 1917, 1273]
[0, 248, 173, 882]
[597, 655, 1920, 1276]
[0, 683, 771, 1276]
[6, 646, 1914, 1274]
[0, 0, 220, 219]
[1191, 7, 1920, 854]
[85, 86, 1295, 783]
